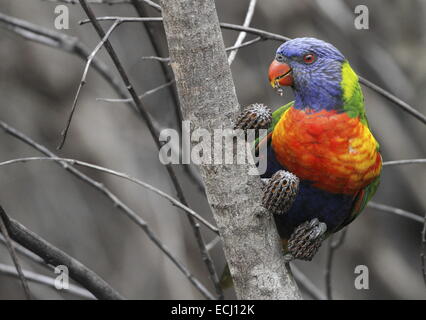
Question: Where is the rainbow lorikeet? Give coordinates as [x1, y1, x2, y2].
[263, 37, 382, 256]
[234, 37, 382, 260]
[222, 37, 382, 287]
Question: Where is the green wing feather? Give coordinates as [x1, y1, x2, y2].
[335, 168, 381, 233]
[270, 101, 294, 132]
[254, 101, 294, 148]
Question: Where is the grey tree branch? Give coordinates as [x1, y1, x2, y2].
[138, 38, 264, 65]
[58, 19, 122, 149]
[0, 212, 32, 299]
[160, 0, 301, 300]
[421, 212, 426, 287]
[368, 201, 423, 224]
[41, 0, 159, 6]
[0, 120, 213, 299]
[141, 56, 171, 63]
[383, 159, 426, 166]
[0, 263, 95, 300]
[0, 206, 124, 300]
[227, 0, 257, 65]
[0, 233, 94, 299]
[97, 80, 175, 103]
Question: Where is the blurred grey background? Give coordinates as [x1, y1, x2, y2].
[0, 0, 425, 299]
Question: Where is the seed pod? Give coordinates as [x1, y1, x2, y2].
[262, 170, 299, 215]
[234, 103, 272, 131]
[287, 218, 327, 261]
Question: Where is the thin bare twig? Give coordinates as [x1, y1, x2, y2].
[368, 201, 423, 224]
[421, 212, 426, 287]
[131, 0, 182, 132]
[0, 263, 95, 300]
[226, 36, 263, 52]
[139, 37, 264, 65]
[58, 20, 121, 149]
[291, 265, 326, 300]
[0, 206, 124, 300]
[97, 80, 175, 103]
[78, 0, 222, 299]
[227, 0, 257, 65]
[140, 56, 171, 63]
[0, 156, 218, 233]
[206, 236, 221, 252]
[79, 16, 163, 25]
[324, 238, 334, 300]
[42, 0, 128, 4]
[324, 229, 348, 300]
[0, 120, 214, 299]
[359, 77, 426, 125]
[41, 0, 160, 7]
[383, 159, 426, 166]
[0, 211, 32, 299]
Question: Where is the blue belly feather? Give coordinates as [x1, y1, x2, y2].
[260, 142, 354, 240]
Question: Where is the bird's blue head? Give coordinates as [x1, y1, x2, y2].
[268, 37, 347, 111]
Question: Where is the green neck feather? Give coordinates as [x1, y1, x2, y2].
[340, 61, 368, 126]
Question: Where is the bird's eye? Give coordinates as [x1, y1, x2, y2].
[276, 54, 285, 62]
[302, 53, 316, 64]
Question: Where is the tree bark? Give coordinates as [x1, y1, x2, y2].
[160, 0, 301, 300]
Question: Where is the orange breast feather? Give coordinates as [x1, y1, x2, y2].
[271, 108, 382, 194]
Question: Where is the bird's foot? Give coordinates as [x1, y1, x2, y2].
[261, 170, 299, 215]
[287, 218, 327, 261]
[233, 103, 272, 131]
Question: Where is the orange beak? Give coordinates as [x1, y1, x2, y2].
[268, 60, 293, 88]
